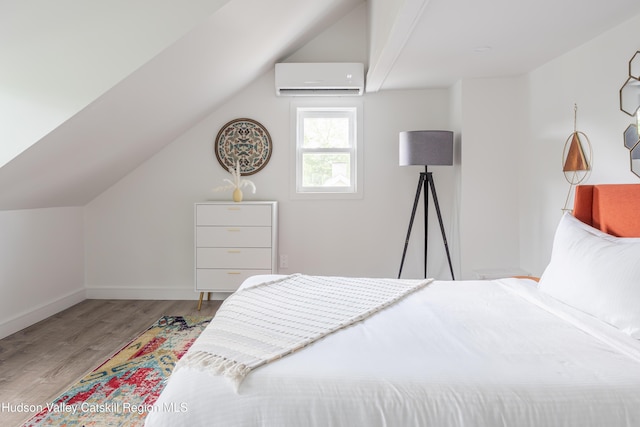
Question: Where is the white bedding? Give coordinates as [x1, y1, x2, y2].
[178, 274, 432, 388]
[145, 276, 640, 427]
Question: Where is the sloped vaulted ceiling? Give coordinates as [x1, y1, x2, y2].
[0, 0, 362, 210]
[3, 0, 640, 210]
[369, 0, 640, 89]
[0, 0, 234, 169]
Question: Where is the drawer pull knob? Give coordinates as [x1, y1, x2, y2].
[227, 272, 241, 275]
[228, 250, 241, 254]
[227, 228, 241, 232]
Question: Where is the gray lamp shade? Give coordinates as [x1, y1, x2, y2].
[399, 130, 454, 166]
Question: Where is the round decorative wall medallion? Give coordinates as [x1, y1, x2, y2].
[214, 118, 272, 176]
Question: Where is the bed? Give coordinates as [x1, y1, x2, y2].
[146, 184, 640, 427]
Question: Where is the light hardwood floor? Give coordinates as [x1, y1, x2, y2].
[0, 299, 221, 427]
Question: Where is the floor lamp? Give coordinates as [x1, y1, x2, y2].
[397, 130, 455, 280]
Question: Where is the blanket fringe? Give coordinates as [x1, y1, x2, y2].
[177, 351, 251, 387]
[178, 275, 434, 390]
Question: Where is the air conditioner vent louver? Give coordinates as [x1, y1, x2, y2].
[275, 63, 364, 96]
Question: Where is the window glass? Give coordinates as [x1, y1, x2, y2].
[296, 107, 356, 193]
[301, 153, 351, 188]
[302, 117, 350, 148]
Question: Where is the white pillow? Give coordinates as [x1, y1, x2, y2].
[538, 213, 640, 338]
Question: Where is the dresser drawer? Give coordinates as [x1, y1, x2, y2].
[196, 226, 272, 248]
[196, 248, 272, 269]
[194, 201, 277, 296]
[196, 204, 271, 226]
[196, 269, 271, 292]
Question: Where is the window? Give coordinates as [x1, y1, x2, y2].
[291, 102, 363, 199]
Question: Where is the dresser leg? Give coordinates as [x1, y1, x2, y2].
[207, 292, 211, 301]
[197, 292, 204, 311]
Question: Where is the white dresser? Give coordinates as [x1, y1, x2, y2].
[195, 201, 278, 309]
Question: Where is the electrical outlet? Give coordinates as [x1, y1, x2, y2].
[279, 254, 289, 269]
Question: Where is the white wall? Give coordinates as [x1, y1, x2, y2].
[83, 4, 456, 300]
[456, 12, 640, 280]
[85, 7, 640, 300]
[519, 14, 640, 276]
[0, 207, 84, 339]
[84, 71, 453, 298]
[448, 81, 463, 278]
[286, 2, 367, 64]
[9, 3, 640, 338]
[458, 77, 524, 279]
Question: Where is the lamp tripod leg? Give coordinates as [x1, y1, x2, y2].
[423, 169, 429, 279]
[398, 174, 425, 279]
[427, 173, 455, 280]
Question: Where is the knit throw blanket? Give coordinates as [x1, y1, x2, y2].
[176, 274, 433, 389]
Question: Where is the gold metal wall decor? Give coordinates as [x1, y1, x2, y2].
[562, 104, 592, 211]
[619, 52, 640, 179]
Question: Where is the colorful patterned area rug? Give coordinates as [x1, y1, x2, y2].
[21, 315, 211, 427]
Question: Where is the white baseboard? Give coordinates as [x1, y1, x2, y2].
[0, 287, 230, 339]
[0, 288, 86, 340]
[85, 287, 230, 301]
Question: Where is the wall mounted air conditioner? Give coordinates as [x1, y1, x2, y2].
[275, 62, 364, 96]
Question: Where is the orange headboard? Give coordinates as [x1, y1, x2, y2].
[573, 184, 640, 237]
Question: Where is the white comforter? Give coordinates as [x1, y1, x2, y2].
[145, 277, 640, 427]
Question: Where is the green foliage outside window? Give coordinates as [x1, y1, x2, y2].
[302, 117, 351, 187]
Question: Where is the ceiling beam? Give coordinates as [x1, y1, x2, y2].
[366, 0, 430, 92]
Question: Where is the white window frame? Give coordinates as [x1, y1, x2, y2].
[289, 99, 363, 200]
